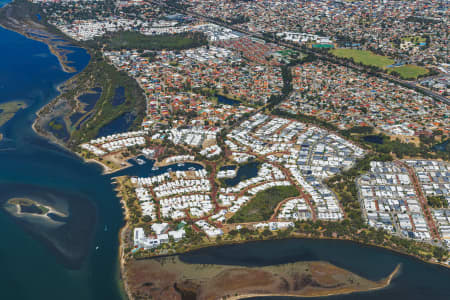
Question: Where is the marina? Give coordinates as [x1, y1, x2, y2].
[0, 0, 448, 299]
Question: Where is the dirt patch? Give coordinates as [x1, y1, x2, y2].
[124, 256, 399, 300]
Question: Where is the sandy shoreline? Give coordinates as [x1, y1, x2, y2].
[6, 197, 68, 226]
[0, 22, 76, 73]
[1, 6, 447, 300]
[226, 264, 401, 300]
[112, 177, 134, 300]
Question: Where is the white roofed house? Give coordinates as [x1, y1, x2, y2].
[133, 227, 160, 249]
[133, 227, 145, 247]
[157, 234, 169, 244]
[168, 229, 186, 242]
[151, 223, 169, 235]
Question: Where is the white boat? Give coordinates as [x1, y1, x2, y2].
[136, 158, 145, 165]
[188, 167, 196, 171]
[152, 166, 159, 171]
[95, 246, 100, 250]
[177, 163, 185, 167]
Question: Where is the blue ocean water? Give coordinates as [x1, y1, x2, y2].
[0, 2, 448, 300]
[0, 23, 125, 300]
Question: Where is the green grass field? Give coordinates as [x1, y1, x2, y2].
[331, 48, 429, 79]
[388, 64, 429, 80]
[228, 185, 299, 223]
[330, 48, 394, 68]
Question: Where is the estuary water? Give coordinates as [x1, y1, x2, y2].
[0, 2, 449, 299]
[181, 239, 450, 300]
[0, 19, 124, 300]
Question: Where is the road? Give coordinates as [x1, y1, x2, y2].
[396, 160, 441, 241]
[154, 0, 449, 105]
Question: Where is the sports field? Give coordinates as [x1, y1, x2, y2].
[388, 64, 429, 79]
[331, 48, 429, 79]
[330, 48, 394, 68]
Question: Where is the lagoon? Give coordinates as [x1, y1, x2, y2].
[217, 94, 241, 106]
[363, 135, 384, 144]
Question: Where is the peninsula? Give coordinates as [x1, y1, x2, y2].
[0, 1, 448, 300]
[124, 256, 401, 300]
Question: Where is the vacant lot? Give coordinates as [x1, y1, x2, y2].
[229, 185, 299, 223]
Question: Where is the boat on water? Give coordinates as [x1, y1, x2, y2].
[136, 158, 145, 165]
[188, 167, 196, 171]
[151, 166, 159, 171]
[95, 246, 100, 250]
[167, 168, 173, 172]
[177, 163, 185, 167]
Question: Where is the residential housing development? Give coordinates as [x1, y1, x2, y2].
[358, 160, 450, 249]
[29, 0, 449, 262]
[280, 61, 449, 136]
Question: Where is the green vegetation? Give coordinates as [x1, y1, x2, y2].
[0, 101, 27, 128]
[330, 48, 429, 80]
[0, 0, 45, 25]
[63, 53, 146, 147]
[8, 198, 35, 206]
[330, 48, 394, 69]
[229, 186, 299, 223]
[388, 65, 429, 80]
[341, 125, 374, 135]
[401, 36, 426, 44]
[313, 220, 448, 262]
[7, 198, 49, 215]
[340, 127, 449, 160]
[274, 109, 447, 165]
[326, 153, 393, 227]
[92, 31, 207, 51]
[272, 108, 338, 131]
[37, 205, 50, 214]
[48, 120, 63, 131]
[427, 195, 448, 209]
[119, 178, 142, 225]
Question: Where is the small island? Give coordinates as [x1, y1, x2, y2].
[8, 197, 50, 215]
[0, 0, 448, 299]
[6, 197, 69, 224]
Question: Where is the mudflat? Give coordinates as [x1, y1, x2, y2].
[124, 256, 399, 300]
